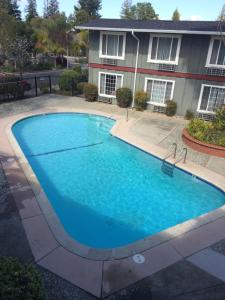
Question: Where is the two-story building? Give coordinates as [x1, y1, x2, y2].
[76, 19, 225, 117]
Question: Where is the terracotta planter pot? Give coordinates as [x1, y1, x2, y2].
[182, 129, 225, 158]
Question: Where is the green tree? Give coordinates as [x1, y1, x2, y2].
[172, 9, 180, 21]
[8, 0, 21, 21]
[120, 2, 158, 20]
[218, 4, 225, 21]
[120, 0, 134, 19]
[47, 0, 59, 17]
[26, 0, 38, 22]
[0, 5, 17, 55]
[74, 9, 89, 25]
[74, 0, 102, 20]
[31, 13, 70, 63]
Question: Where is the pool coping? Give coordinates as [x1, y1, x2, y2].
[1, 107, 225, 297]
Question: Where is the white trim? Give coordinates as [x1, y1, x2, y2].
[75, 26, 225, 36]
[99, 31, 126, 60]
[147, 34, 182, 65]
[205, 37, 225, 69]
[144, 77, 175, 105]
[98, 71, 124, 98]
[131, 31, 140, 108]
[197, 84, 225, 114]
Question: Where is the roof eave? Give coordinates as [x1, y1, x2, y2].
[75, 26, 225, 35]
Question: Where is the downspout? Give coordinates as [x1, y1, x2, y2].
[131, 30, 140, 108]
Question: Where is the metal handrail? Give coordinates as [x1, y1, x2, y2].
[163, 142, 177, 161]
[174, 147, 188, 165]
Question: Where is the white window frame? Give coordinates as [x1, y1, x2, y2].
[144, 77, 175, 107]
[147, 34, 182, 65]
[98, 72, 124, 98]
[206, 37, 225, 69]
[197, 84, 225, 114]
[99, 31, 126, 60]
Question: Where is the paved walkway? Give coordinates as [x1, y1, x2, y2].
[1, 94, 224, 177]
[1, 94, 225, 299]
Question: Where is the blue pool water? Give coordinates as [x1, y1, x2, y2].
[13, 113, 225, 249]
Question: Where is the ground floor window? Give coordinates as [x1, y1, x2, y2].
[99, 72, 123, 97]
[198, 84, 225, 113]
[145, 78, 174, 106]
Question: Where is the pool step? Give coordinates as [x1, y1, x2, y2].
[98, 122, 112, 133]
[161, 161, 174, 177]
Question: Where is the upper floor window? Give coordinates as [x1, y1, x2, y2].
[197, 84, 225, 113]
[148, 34, 181, 65]
[206, 38, 225, 68]
[145, 78, 175, 106]
[99, 32, 126, 60]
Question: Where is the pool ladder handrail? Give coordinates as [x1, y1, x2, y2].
[163, 142, 177, 161]
[174, 147, 188, 165]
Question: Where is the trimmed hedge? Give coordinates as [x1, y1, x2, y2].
[77, 82, 88, 94]
[185, 109, 194, 120]
[134, 91, 147, 111]
[84, 83, 98, 102]
[165, 100, 177, 116]
[0, 257, 46, 300]
[116, 87, 132, 108]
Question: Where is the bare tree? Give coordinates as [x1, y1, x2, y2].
[9, 37, 31, 77]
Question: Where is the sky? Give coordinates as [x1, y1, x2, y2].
[19, 0, 224, 21]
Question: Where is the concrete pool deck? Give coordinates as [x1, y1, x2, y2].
[1, 94, 225, 298]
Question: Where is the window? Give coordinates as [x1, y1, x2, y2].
[145, 78, 175, 106]
[99, 73, 123, 98]
[206, 38, 225, 68]
[100, 32, 126, 60]
[148, 34, 181, 64]
[198, 85, 225, 113]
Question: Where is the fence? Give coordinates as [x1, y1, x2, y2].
[0, 75, 60, 102]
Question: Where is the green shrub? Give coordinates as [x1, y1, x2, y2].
[116, 87, 132, 108]
[30, 62, 53, 71]
[84, 83, 98, 102]
[73, 65, 82, 74]
[206, 130, 225, 146]
[134, 91, 147, 111]
[165, 100, 177, 116]
[215, 107, 225, 130]
[0, 257, 46, 300]
[77, 82, 88, 94]
[0, 65, 15, 73]
[185, 109, 194, 120]
[39, 80, 49, 94]
[187, 116, 225, 147]
[188, 118, 214, 142]
[0, 81, 25, 100]
[59, 70, 80, 92]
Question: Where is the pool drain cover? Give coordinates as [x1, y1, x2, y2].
[7, 158, 14, 162]
[133, 254, 145, 264]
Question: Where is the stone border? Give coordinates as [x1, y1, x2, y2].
[1, 107, 225, 297]
[182, 128, 225, 158]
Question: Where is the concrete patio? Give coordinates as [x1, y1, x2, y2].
[1, 94, 225, 299]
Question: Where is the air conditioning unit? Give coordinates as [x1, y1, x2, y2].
[158, 64, 176, 72]
[206, 68, 225, 76]
[98, 96, 113, 104]
[101, 58, 117, 66]
[198, 113, 215, 121]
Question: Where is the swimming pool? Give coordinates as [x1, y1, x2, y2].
[12, 113, 225, 249]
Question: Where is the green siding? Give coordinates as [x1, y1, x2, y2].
[88, 31, 225, 116]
